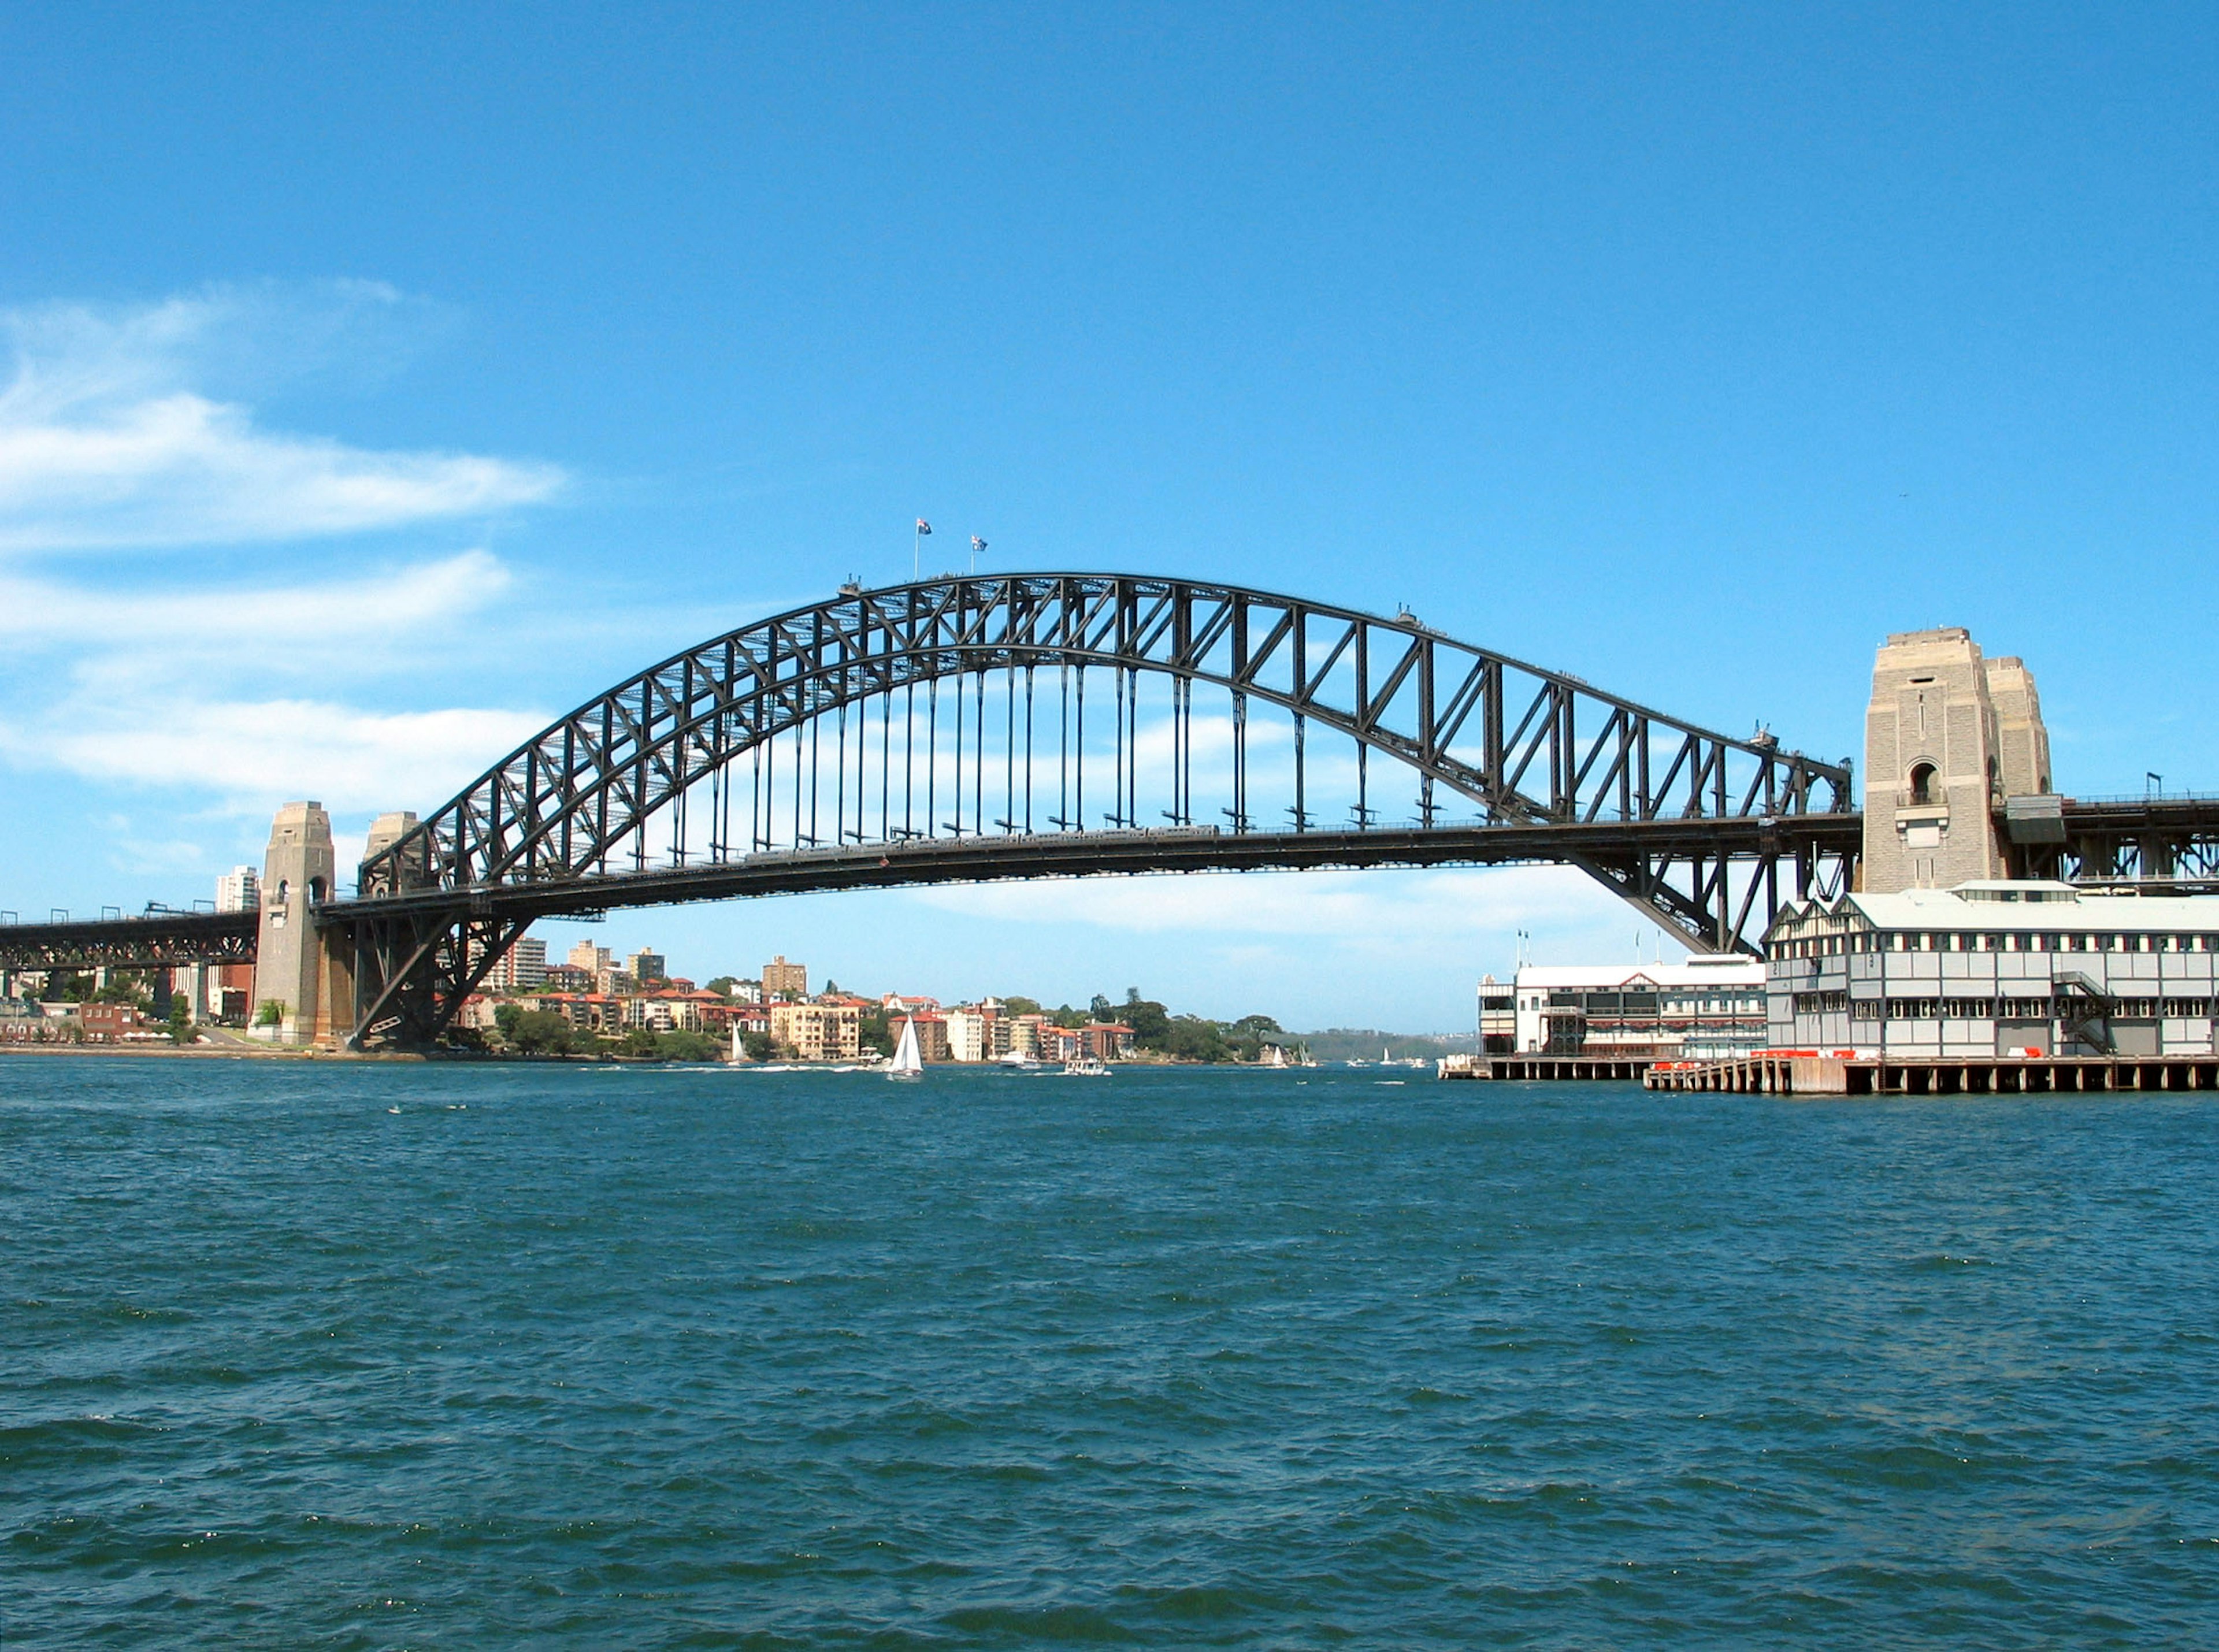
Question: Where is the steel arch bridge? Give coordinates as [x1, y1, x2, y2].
[332, 573, 1858, 1047]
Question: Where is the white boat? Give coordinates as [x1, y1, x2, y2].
[1062, 1057, 1110, 1077]
[887, 1016, 924, 1082]
[993, 1050, 1032, 1067]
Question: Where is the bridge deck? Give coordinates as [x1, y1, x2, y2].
[322, 816, 1862, 925]
[0, 909, 257, 971]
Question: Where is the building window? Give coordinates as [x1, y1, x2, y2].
[1909, 762, 1936, 804]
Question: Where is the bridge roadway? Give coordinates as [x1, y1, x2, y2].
[10, 795, 2218, 975]
[324, 815, 1862, 923]
[0, 907, 257, 972]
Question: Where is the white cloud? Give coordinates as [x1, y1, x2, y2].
[0, 547, 509, 652]
[0, 285, 562, 551]
[0, 696, 548, 818]
[0, 550, 547, 817]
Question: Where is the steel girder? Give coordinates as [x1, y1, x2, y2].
[0, 911, 258, 972]
[360, 574, 1850, 881]
[346, 907, 526, 1049]
[334, 575, 1855, 1045]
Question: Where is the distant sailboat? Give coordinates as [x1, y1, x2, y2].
[888, 1016, 924, 1081]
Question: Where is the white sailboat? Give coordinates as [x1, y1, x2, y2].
[887, 1016, 924, 1082]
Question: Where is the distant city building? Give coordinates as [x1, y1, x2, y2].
[769, 1000, 858, 1060]
[569, 941, 611, 974]
[1036, 1022, 1136, 1063]
[486, 935, 548, 993]
[627, 948, 666, 984]
[896, 1012, 952, 1064]
[214, 866, 259, 914]
[763, 955, 807, 1000]
[1509, 959, 1767, 1060]
[1769, 881, 2219, 1057]
[725, 978, 763, 1004]
[540, 963, 594, 993]
[944, 1007, 989, 1063]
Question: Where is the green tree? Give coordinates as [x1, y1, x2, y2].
[1122, 996, 1171, 1045]
[1089, 993, 1114, 1020]
[655, 1029, 721, 1061]
[165, 996, 195, 1045]
[495, 1004, 577, 1056]
[255, 999, 284, 1027]
[740, 1030, 777, 1061]
[1162, 1016, 1234, 1063]
[858, 1008, 896, 1057]
[1000, 995, 1042, 1016]
[706, 976, 738, 996]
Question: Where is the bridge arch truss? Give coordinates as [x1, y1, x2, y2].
[345, 574, 1856, 1045]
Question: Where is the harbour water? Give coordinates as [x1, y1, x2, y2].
[5, 1058, 2217, 1646]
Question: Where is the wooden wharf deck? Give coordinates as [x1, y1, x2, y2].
[1642, 1052, 2219, 1097]
[1438, 1053, 1657, 1083]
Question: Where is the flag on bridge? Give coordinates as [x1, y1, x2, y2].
[971, 536, 987, 553]
[916, 519, 932, 535]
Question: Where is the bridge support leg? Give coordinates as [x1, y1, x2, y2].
[345, 908, 526, 1050]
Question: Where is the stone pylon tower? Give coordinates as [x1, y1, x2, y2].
[1983, 655, 2053, 799]
[255, 801, 337, 1042]
[1861, 629, 2053, 893]
[362, 810, 422, 883]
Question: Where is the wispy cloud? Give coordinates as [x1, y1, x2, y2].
[0, 548, 550, 816]
[0, 547, 509, 652]
[0, 696, 548, 819]
[0, 284, 562, 552]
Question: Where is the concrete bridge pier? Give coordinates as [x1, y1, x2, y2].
[253, 801, 354, 1044]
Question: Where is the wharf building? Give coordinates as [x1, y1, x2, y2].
[1774, 619, 2219, 1059]
[1767, 882, 2219, 1057]
[1499, 959, 1769, 1061]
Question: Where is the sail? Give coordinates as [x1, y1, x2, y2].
[889, 1016, 924, 1077]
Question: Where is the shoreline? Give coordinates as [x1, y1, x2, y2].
[0, 1041, 428, 1062]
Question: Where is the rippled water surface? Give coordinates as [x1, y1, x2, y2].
[5, 1057, 2219, 1647]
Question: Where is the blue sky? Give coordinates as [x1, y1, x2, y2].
[3, 4, 2215, 1029]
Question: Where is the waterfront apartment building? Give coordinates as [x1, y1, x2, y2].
[945, 1007, 989, 1063]
[1768, 881, 2219, 1057]
[769, 1000, 859, 1060]
[1509, 959, 1768, 1060]
[763, 955, 808, 1000]
[214, 866, 260, 914]
[485, 936, 548, 993]
[627, 949, 666, 983]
